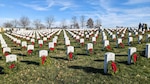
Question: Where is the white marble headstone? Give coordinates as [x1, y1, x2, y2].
[22, 41, 27, 47]
[128, 32, 132, 36]
[65, 40, 70, 46]
[67, 46, 74, 55]
[3, 47, 11, 54]
[86, 35, 89, 39]
[80, 38, 84, 43]
[17, 40, 21, 44]
[6, 54, 17, 63]
[103, 35, 107, 41]
[145, 43, 150, 58]
[128, 37, 133, 45]
[146, 34, 150, 42]
[53, 38, 57, 43]
[104, 40, 109, 48]
[1, 44, 7, 48]
[43, 37, 47, 42]
[138, 35, 143, 43]
[76, 36, 80, 40]
[117, 38, 122, 47]
[49, 42, 54, 48]
[31, 38, 35, 42]
[135, 32, 138, 36]
[87, 43, 93, 50]
[39, 50, 48, 57]
[104, 52, 115, 74]
[128, 47, 136, 64]
[112, 34, 116, 40]
[26, 37, 30, 41]
[121, 34, 124, 38]
[38, 40, 43, 44]
[92, 37, 96, 42]
[27, 45, 34, 50]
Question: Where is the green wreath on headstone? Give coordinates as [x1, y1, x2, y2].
[4, 61, 19, 74]
[131, 52, 140, 64]
[40, 56, 51, 66]
[107, 61, 119, 75]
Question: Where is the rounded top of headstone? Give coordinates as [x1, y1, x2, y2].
[146, 43, 150, 45]
[105, 52, 115, 55]
[128, 47, 136, 49]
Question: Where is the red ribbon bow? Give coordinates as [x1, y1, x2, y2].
[69, 52, 73, 60]
[54, 43, 57, 46]
[27, 50, 33, 55]
[32, 42, 35, 45]
[9, 64, 15, 69]
[5, 52, 9, 56]
[133, 54, 138, 63]
[42, 56, 47, 65]
[89, 49, 93, 54]
[22, 46, 26, 49]
[119, 43, 124, 48]
[81, 43, 84, 46]
[106, 45, 111, 50]
[39, 44, 43, 48]
[50, 48, 54, 51]
[111, 62, 117, 73]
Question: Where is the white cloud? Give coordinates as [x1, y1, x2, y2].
[46, 0, 55, 8]
[19, 0, 78, 11]
[81, 0, 150, 28]
[60, 7, 69, 11]
[19, 3, 49, 11]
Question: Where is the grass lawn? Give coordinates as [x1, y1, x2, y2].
[0, 29, 150, 84]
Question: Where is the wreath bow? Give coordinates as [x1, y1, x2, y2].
[111, 62, 117, 73]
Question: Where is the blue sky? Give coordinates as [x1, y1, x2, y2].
[0, 0, 150, 28]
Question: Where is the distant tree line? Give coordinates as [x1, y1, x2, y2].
[2, 15, 102, 29]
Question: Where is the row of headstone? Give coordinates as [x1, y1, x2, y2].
[1, 34, 13, 56]
[66, 29, 95, 55]
[104, 43, 150, 74]
[0, 34, 17, 63]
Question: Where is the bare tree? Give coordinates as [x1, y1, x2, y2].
[40, 23, 46, 29]
[19, 16, 30, 28]
[87, 18, 94, 28]
[3, 21, 13, 28]
[80, 15, 85, 29]
[95, 19, 101, 28]
[72, 16, 77, 28]
[46, 16, 55, 29]
[75, 23, 79, 29]
[12, 19, 18, 28]
[61, 19, 67, 28]
[33, 19, 41, 29]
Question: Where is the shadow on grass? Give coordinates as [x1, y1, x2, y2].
[0, 66, 5, 74]
[94, 59, 104, 62]
[117, 61, 128, 65]
[51, 56, 68, 61]
[57, 48, 65, 51]
[138, 50, 145, 57]
[115, 54, 128, 57]
[14, 48, 21, 50]
[17, 53, 27, 57]
[75, 53, 87, 56]
[20, 60, 39, 66]
[68, 65, 110, 75]
[0, 56, 3, 60]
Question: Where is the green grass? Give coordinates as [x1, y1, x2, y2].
[0, 29, 150, 84]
